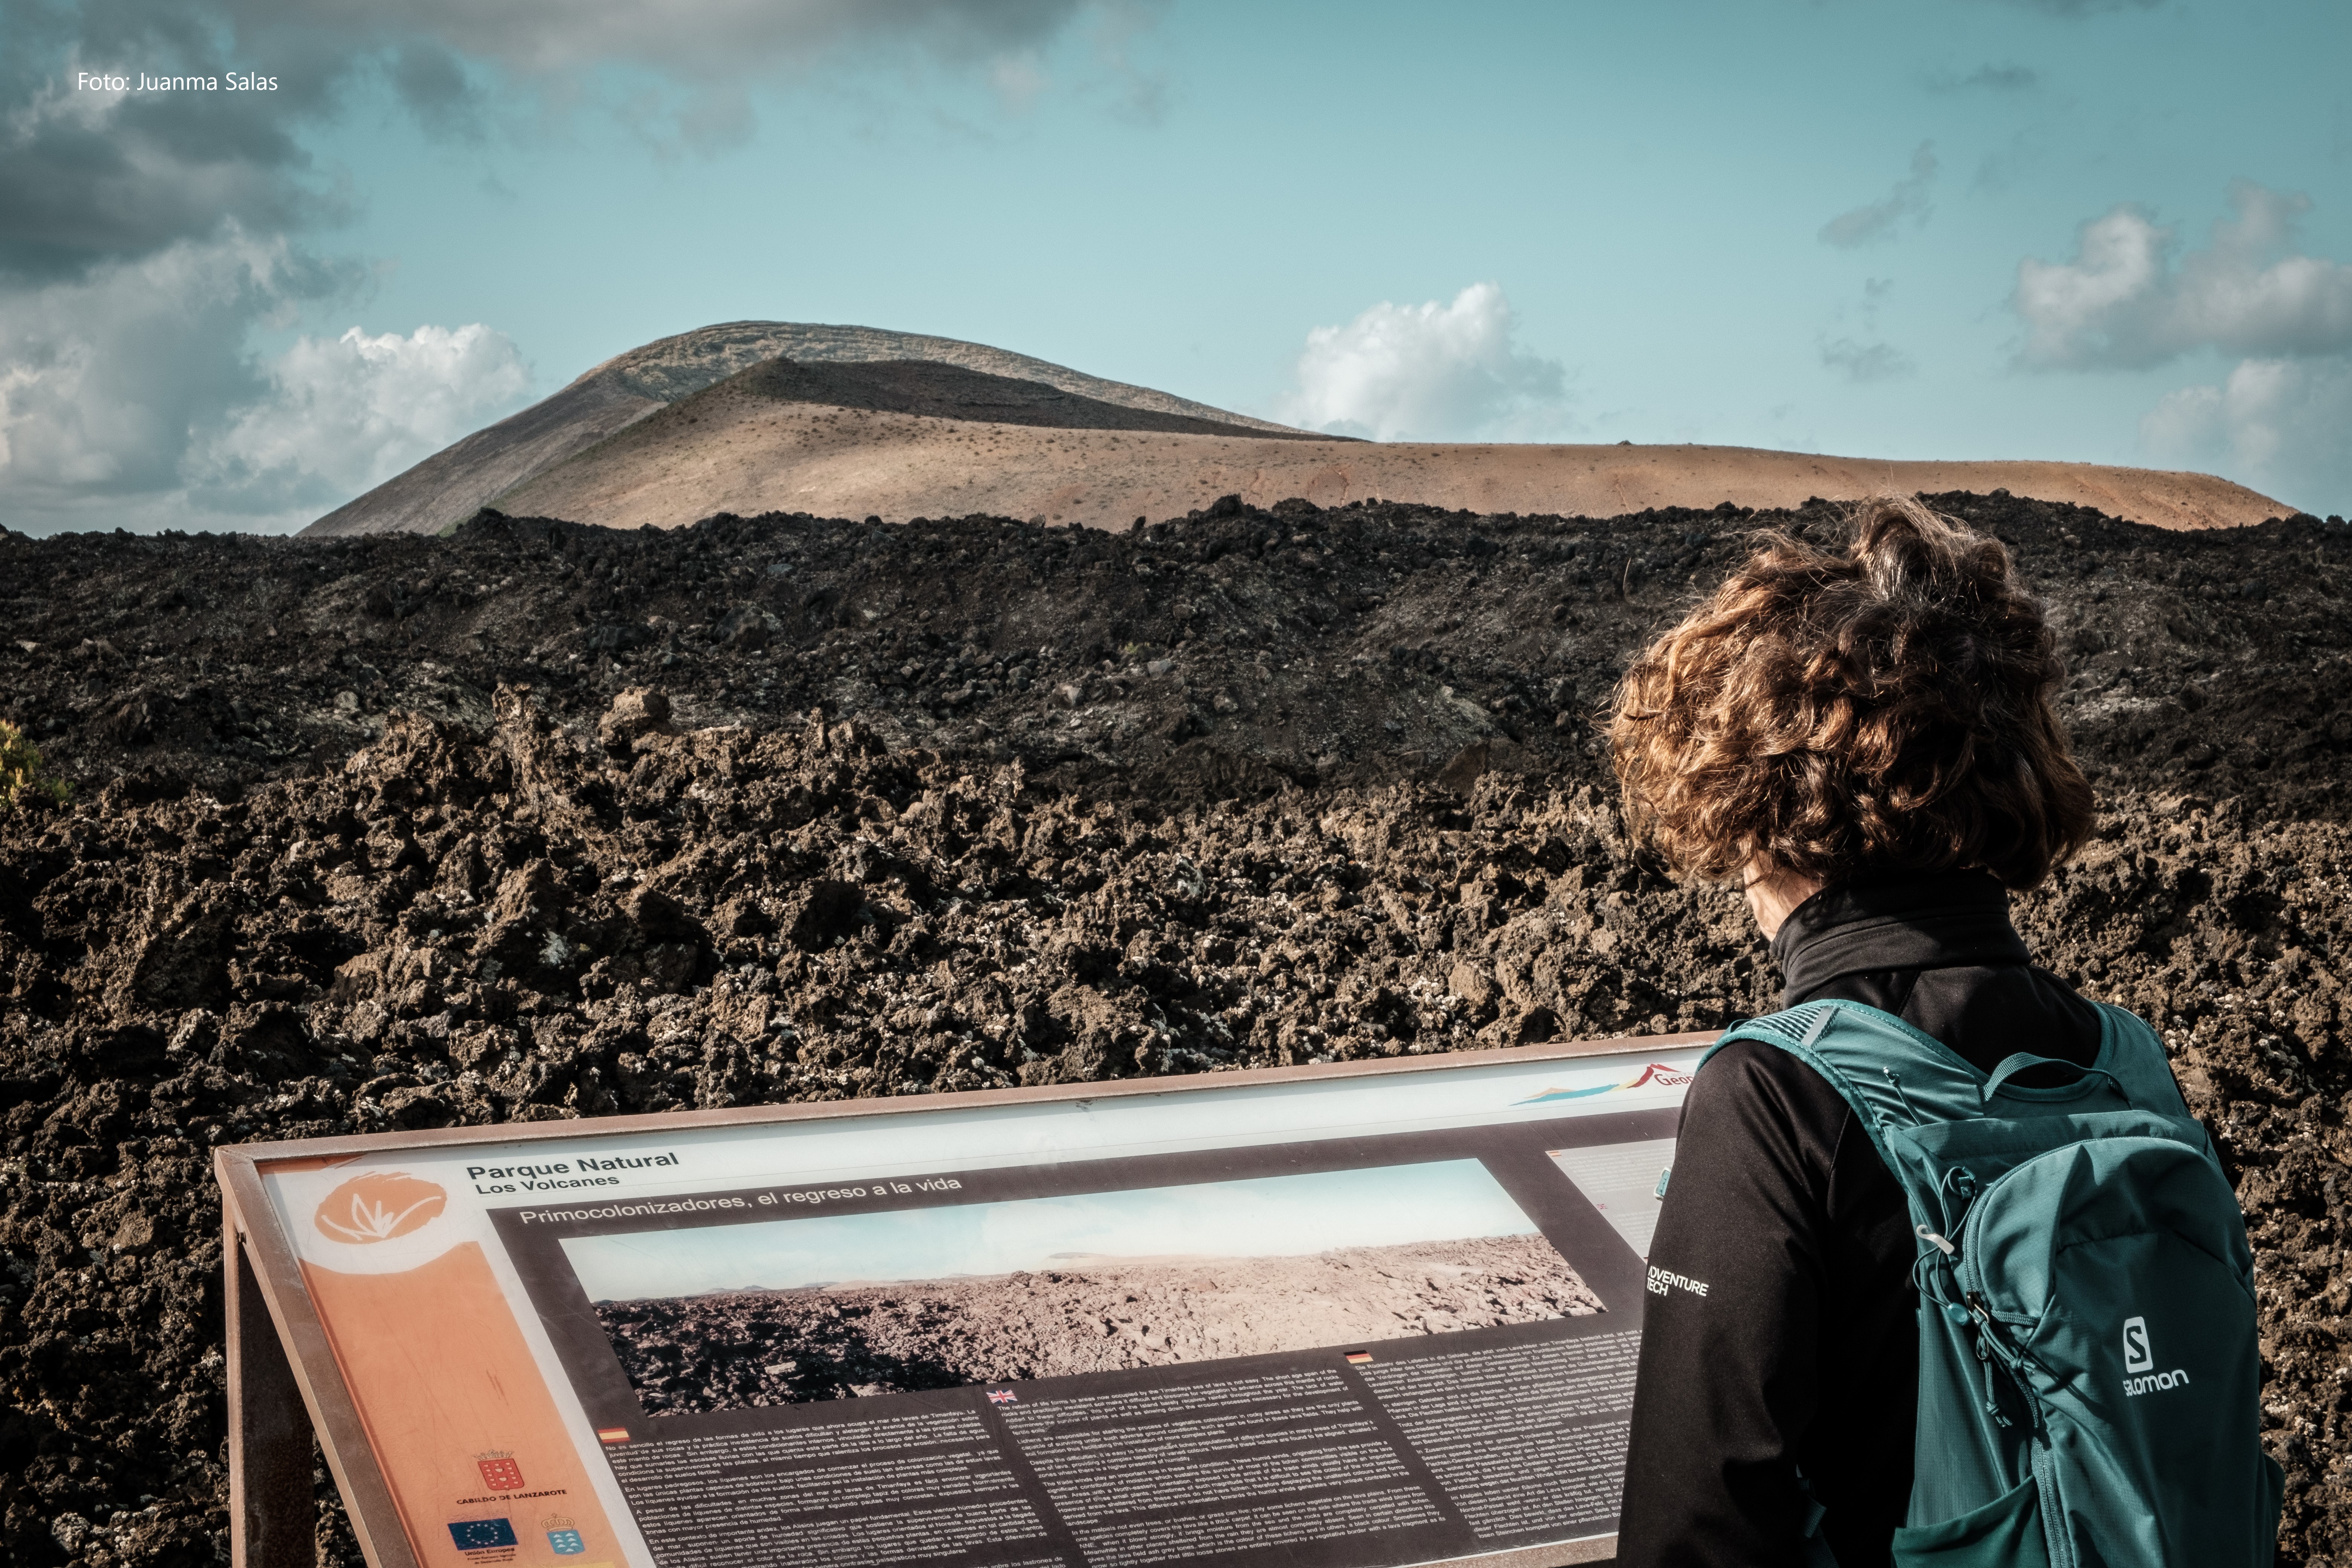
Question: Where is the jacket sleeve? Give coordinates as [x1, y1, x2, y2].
[1612, 1038, 1847, 1568]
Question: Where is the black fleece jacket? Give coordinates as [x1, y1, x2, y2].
[1613, 871, 2105, 1568]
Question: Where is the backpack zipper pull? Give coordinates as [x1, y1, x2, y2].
[1883, 1068, 1923, 1122]
[1915, 1224, 1957, 1256]
[1958, 1292, 2018, 1429]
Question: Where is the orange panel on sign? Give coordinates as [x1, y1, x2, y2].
[300, 1245, 625, 1568]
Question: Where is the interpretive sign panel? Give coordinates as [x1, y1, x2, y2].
[216, 1033, 1709, 1568]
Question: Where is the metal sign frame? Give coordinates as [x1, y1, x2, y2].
[218, 1028, 1712, 1568]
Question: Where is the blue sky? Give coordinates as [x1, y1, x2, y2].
[560, 1159, 1539, 1301]
[4, 0, 2346, 534]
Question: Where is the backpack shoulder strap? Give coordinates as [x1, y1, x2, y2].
[1708, 998, 2191, 1134]
[2086, 1002, 2193, 1118]
[1703, 997, 1986, 1163]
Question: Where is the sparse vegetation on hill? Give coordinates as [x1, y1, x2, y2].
[0, 720, 68, 814]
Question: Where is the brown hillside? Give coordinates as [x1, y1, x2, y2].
[301, 321, 1308, 538]
[303, 320, 2290, 538]
[502, 388, 2286, 534]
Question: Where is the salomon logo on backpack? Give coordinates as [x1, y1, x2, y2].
[1705, 999, 2284, 1567]
[2120, 1317, 2190, 1398]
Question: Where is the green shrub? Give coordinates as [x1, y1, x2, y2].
[0, 721, 70, 814]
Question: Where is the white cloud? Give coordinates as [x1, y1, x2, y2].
[217, 323, 530, 496]
[0, 231, 307, 502]
[1819, 143, 1937, 248]
[2017, 182, 2352, 514]
[1278, 283, 1569, 442]
[2141, 358, 2352, 516]
[0, 233, 529, 533]
[2014, 181, 2352, 369]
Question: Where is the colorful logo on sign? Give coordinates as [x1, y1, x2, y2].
[1511, 1063, 1693, 1105]
[477, 1453, 524, 1491]
[544, 1516, 585, 1555]
[987, 1389, 1018, 1405]
[314, 1172, 447, 1244]
[448, 1519, 518, 1553]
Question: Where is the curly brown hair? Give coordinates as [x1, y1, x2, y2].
[1608, 496, 2094, 890]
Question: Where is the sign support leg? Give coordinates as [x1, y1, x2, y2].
[226, 1202, 316, 1568]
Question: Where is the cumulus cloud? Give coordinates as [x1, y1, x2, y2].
[1820, 143, 1937, 248]
[214, 324, 531, 498]
[2013, 181, 2352, 369]
[0, 231, 334, 507]
[2015, 184, 2352, 515]
[1277, 283, 1569, 442]
[0, 232, 529, 531]
[2141, 359, 2352, 515]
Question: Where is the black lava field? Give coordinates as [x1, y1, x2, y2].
[3, 492, 2349, 1565]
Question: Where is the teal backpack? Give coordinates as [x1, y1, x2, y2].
[1703, 998, 2285, 1567]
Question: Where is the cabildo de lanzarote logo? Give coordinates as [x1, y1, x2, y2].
[314, 1173, 449, 1244]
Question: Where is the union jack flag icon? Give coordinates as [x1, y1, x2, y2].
[987, 1389, 1018, 1405]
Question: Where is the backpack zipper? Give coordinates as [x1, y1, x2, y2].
[2030, 1438, 2075, 1568]
[1953, 1156, 2074, 1568]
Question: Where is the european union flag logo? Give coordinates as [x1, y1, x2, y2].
[449, 1519, 518, 1552]
[548, 1531, 585, 1555]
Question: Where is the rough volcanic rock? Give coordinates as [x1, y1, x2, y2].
[4, 493, 2348, 814]
[0, 493, 2347, 1566]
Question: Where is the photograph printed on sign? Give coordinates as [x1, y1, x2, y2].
[561, 1158, 1598, 1413]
